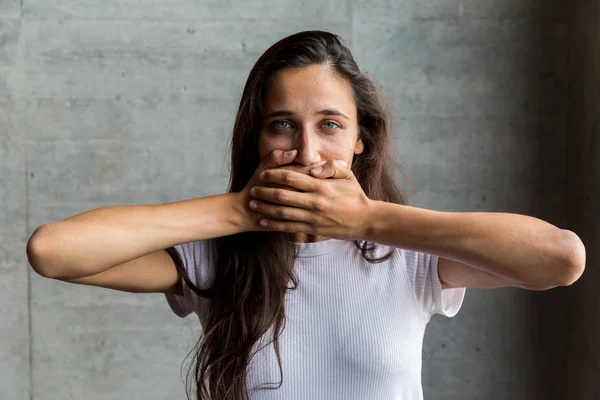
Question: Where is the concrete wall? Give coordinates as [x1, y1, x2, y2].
[566, 1, 600, 399]
[1, 0, 589, 399]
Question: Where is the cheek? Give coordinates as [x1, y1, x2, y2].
[323, 136, 357, 159]
[258, 133, 292, 158]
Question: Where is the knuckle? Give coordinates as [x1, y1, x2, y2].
[283, 172, 295, 184]
[314, 199, 328, 212]
[275, 190, 287, 203]
[276, 207, 288, 219]
[309, 224, 322, 235]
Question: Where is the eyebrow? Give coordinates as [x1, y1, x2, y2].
[263, 108, 350, 121]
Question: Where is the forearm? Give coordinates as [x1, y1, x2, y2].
[365, 201, 583, 287]
[27, 193, 246, 279]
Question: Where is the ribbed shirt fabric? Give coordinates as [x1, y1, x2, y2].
[165, 238, 466, 400]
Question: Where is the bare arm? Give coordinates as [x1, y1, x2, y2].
[27, 193, 246, 281]
[366, 202, 585, 288]
[25, 149, 306, 293]
[55, 248, 186, 294]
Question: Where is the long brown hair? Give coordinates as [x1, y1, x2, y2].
[175, 30, 413, 400]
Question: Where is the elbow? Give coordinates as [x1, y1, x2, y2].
[556, 230, 586, 287]
[26, 224, 55, 278]
[558, 264, 585, 287]
[27, 241, 48, 278]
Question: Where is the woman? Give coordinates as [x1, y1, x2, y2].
[27, 31, 586, 400]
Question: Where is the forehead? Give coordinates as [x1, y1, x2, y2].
[263, 64, 356, 116]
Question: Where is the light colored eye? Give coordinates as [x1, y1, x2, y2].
[274, 120, 291, 129]
[322, 121, 340, 130]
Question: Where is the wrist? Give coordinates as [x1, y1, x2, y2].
[229, 191, 253, 233]
[363, 199, 381, 242]
[362, 201, 444, 250]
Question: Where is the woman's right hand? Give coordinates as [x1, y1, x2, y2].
[237, 149, 326, 232]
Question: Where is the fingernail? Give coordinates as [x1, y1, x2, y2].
[311, 167, 323, 174]
[249, 200, 258, 209]
[284, 149, 297, 157]
[249, 187, 256, 196]
[337, 160, 348, 167]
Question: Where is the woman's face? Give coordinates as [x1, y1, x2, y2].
[258, 64, 364, 168]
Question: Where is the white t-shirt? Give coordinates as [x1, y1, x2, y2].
[165, 238, 466, 400]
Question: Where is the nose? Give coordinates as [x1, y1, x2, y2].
[292, 127, 320, 166]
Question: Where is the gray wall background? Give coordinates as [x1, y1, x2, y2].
[1, 0, 597, 399]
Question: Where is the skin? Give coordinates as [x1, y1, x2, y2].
[256, 64, 365, 243]
[247, 66, 586, 290]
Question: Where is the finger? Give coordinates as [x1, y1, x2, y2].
[259, 169, 320, 192]
[310, 160, 350, 179]
[257, 218, 316, 234]
[250, 186, 316, 209]
[278, 160, 327, 175]
[260, 149, 298, 170]
[249, 200, 317, 224]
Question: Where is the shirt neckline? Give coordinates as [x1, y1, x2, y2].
[293, 238, 351, 257]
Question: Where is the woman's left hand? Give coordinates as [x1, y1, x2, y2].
[247, 160, 372, 240]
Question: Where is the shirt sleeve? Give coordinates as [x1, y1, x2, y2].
[164, 240, 213, 318]
[399, 248, 466, 321]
